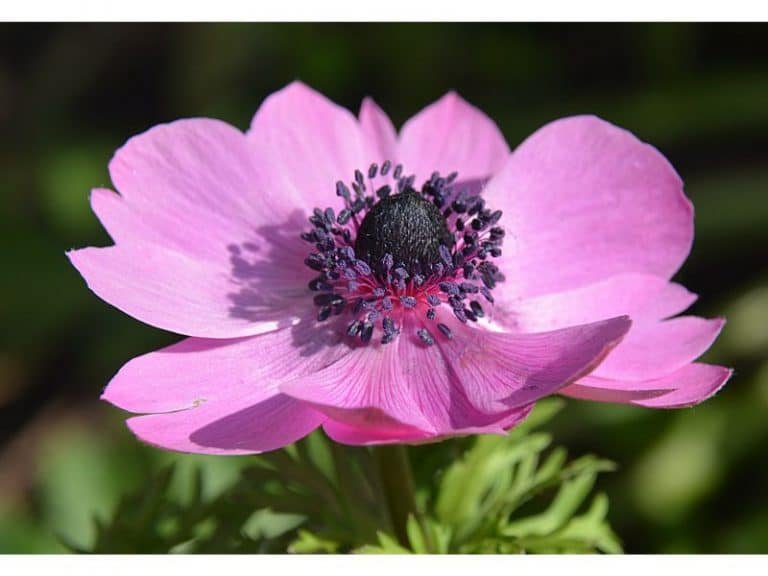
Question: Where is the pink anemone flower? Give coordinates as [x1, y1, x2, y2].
[68, 82, 732, 454]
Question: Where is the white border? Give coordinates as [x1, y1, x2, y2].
[2, 0, 766, 567]
[2, 0, 768, 22]
[0, 555, 765, 573]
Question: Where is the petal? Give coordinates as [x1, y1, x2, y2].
[106, 118, 294, 260]
[281, 314, 631, 434]
[386, 316, 532, 434]
[322, 418, 434, 446]
[72, 118, 315, 338]
[561, 363, 733, 408]
[127, 395, 322, 455]
[67, 236, 314, 338]
[497, 273, 697, 332]
[104, 318, 352, 454]
[439, 315, 632, 413]
[485, 115, 693, 299]
[102, 317, 350, 414]
[322, 404, 533, 446]
[247, 81, 367, 208]
[592, 316, 725, 381]
[398, 92, 510, 184]
[631, 364, 732, 408]
[360, 97, 398, 163]
[280, 339, 437, 433]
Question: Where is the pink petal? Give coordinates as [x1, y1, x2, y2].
[127, 395, 322, 455]
[386, 316, 534, 433]
[67, 238, 314, 338]
[280, 314, 630, 435]
[322, 404, 533, 446]
[360, 97, 398, 163]
[103, 318, 352, 454]
[280, 340, 437, 433]
[106, 118, 293, 260]
[71, 118, 315, 338]
[497, 273, 696, 332]
[103, 319, 349, 414]
[632, 364, 732, 408]
[484, 115, 693, 299]
[322, 419, 434, 446]
[561, 363, 733, 408]
[398, 92, 510, 184]
[592, 316, 725, 381]
[440, 315, 632, 413]
[247, 81, 367, 209]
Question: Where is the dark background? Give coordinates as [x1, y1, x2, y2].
[1, 23, 767, 553]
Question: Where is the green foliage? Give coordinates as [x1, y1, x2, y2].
[429, 399, 621, 553]
[73, 399, 619, 554]
[75, 432, 391, 553]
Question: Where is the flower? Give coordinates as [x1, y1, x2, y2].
[68, 82, 731, 454]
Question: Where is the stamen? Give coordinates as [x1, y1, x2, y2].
[301, 163, 506, 345]
[360, 321, 374, 343]
[318, 306, 332, 321]
[336, 181, 351, 200]
[470, 300, 485, 318]
[400, 296, 417, 309]
[347, 320, 362, 336]
[417, 328, 435, 346]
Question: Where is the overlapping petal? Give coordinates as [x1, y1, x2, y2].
[68, 118, 316, 338]
[126, 391, 321, 456]
[484, 115, 693, 300]
[321, 405, 533, 446]
[482, 116, 730, 408]
[104, 118, 292, 257]
[398, 92, 510, 184]
[498, 273, 696, 332]
[499, 273, 728, 405]
[591, 316, 725, 381]
[359, 97, 399, 163]
[248, 81, 368, 208]
[103, 316, 352, 454]
[280, 314, 631, 436]
[561, 363, 732, 408]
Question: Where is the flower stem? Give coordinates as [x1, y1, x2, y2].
[373, 444, 432, 551]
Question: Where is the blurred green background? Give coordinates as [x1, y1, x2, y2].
[1, 23, 767, 553]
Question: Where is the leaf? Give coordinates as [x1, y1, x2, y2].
[508, 493, 623, 554]
[557, 494, 623, 554]
[431, 398, 619, 553]
[435, 432, 551, 532]
[406, 515, 427, 553]
[354, 531, 412, 554]
[501, 467, 598, 537]
[405, 515, 453, 554]
[288, 529, 341, 554]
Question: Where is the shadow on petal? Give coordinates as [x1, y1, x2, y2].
[181, 395, 323, 454]
[225, 209, 315, 326]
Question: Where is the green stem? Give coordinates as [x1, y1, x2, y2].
[373, 444, 433, 552]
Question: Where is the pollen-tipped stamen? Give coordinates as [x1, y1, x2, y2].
[301, 162, 506, 345]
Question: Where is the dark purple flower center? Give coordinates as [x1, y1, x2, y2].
[301, 161, 506, 346]
[354, 189, 454, 274]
